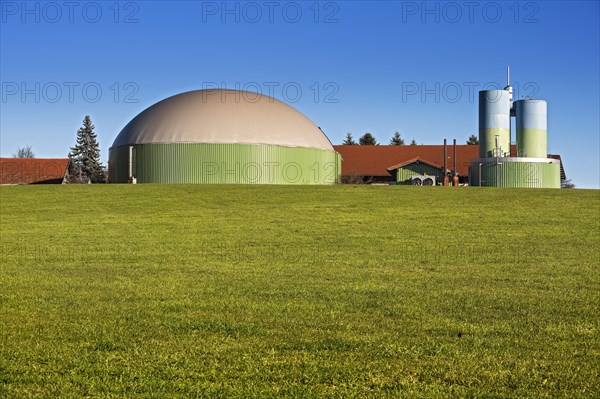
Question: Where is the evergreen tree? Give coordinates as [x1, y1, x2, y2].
[69, 115, 105, 183]
[410, 139, 417, 145]
[342, 133, 357, 145]
[389, 131, 405, 145]
[359, 132, 377, 145]
[466, 134, 479, 145]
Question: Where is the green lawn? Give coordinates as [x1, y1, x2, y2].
[1, 185, 598, 398]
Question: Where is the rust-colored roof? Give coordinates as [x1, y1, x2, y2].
[0, 158, 70, 184]
[334, 145, 486, 176]
[334, 145, 566, 180]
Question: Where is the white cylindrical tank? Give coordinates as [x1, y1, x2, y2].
[515, 99, 547, 158]
[479, 90, 511, 158]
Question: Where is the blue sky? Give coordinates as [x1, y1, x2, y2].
[1, 0, 598, 188]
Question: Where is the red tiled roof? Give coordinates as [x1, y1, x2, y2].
[0, 158, 70, 184]
[334, 145, 566, 180]
[334, 144, 488, 176]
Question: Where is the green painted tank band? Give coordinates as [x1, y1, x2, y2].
[516, 128, 548, 158]
[478, 128, 511, 158]
[109, 143, 341, 184]
[516, 128, 547, 134]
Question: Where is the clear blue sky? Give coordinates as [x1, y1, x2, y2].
[1, 1, 598, 188]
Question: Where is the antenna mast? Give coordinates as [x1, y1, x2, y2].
[504, 65, 513, 102]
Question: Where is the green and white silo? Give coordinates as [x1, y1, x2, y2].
[469, 69, 561, 188]
[515, 99, 547, 158]
[479, 90, 511, 158]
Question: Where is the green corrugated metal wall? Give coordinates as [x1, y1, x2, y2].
[469, 161, 560, 188]
[395, 162, 442, 184]
[109, 143, 341, 184]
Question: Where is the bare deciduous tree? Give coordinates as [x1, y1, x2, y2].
[13, 145, 35, 158]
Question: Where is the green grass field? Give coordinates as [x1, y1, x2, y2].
[1, 185, 598, 398]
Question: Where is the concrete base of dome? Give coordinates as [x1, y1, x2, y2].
[109, 143, 341, 184]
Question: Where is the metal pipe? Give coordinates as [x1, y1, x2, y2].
[443, 138, 447, 186]
[453, 138, 457, 177]
[128, 145, 133, 182]
[495, 160, 504, 187]
[479, 163, 482, 187]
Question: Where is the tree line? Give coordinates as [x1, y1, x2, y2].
[342, 132, 480, 146]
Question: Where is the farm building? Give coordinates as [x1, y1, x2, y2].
[334, 145, 566, 186]
[0, 158, 71, 185]
[109, 89, 341, 184]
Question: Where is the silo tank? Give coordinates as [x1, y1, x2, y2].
[515, 99, 547, 158]
[479, 90, 511, 158]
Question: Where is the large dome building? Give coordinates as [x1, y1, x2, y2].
[108, 89, 341, 184]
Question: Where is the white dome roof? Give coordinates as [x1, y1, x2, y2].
[112, 89, 334, 151]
